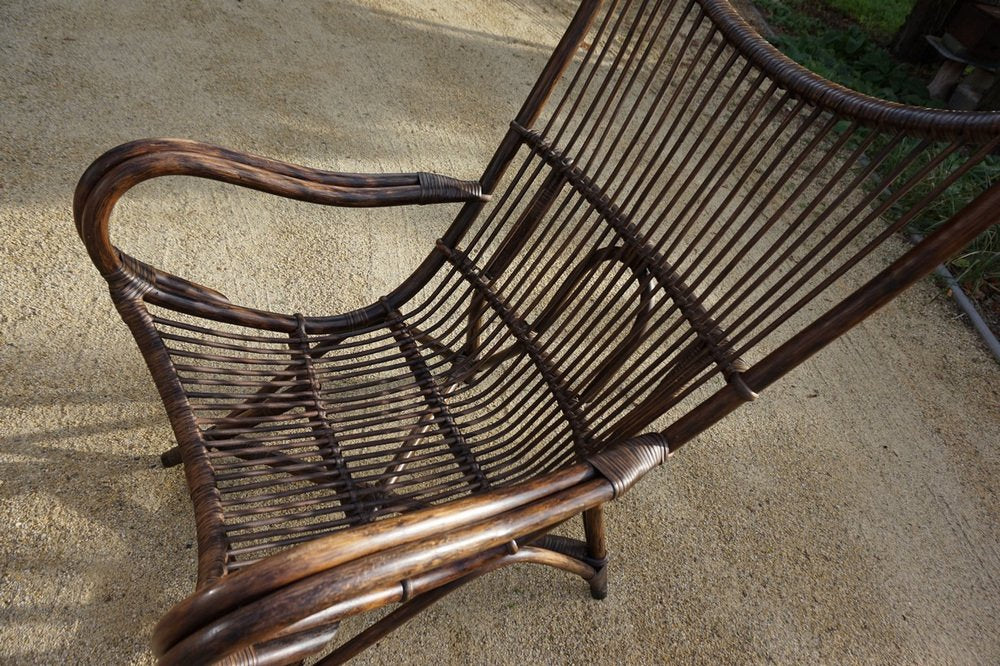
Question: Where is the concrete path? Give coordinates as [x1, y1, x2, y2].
[1, 1, 997, 663]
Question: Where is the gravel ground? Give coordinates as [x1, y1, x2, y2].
[1, 1, 998, 664]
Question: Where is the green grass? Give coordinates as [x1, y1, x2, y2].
[754, 0, 1000, 303]
[891, 153, 1000, 293]
[823, 0, 912, 40]
[753, 0, 929, 102]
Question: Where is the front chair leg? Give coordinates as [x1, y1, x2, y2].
[160, 446, 183, 468]
[583, 505, 608, 600]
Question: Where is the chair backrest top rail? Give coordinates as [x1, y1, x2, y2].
[695, 0, 999, 142]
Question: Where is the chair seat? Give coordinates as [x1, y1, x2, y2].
[148, 263, 589, 569]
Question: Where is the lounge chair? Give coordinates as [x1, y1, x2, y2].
[74, 1, 1000, 663]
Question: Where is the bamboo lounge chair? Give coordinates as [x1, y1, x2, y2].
[73, 0, 1000, 663]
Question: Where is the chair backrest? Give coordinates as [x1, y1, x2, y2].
[410, 0, 1000, 454]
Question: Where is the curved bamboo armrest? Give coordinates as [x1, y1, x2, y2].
[151, 433, 670, 664]
[153, 463, 612, 664]
[73, 138, 489, 275]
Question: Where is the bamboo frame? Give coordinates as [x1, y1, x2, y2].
[75, 0, 999, 662]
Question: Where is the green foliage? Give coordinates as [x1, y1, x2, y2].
[755, 0, 1000, 297]
[754, 0, 929, 104]
[755, 0, 927, 104]
[890, 151, 1000, 291]
[774, 26, 930, 105]
[823, 0, 911, 40]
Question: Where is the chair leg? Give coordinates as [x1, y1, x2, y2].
[160, 446, 183, 468]
[582, 505, 608, 600]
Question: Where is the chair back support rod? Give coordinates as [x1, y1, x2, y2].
[382, 0, 605, 315]
[663, 179, 1000, 450]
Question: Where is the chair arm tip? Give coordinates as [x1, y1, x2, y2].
[418, 171, 488, 204]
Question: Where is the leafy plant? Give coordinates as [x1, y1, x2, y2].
[823, 0, 912, 40]
[754, 0, 1000, 301]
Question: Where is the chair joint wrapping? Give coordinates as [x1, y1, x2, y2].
[417, 171, 487, 204]
[588, 434, 669, 499]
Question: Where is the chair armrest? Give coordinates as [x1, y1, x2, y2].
[151, 463, 610, 663]
[74, 138, 488, 275]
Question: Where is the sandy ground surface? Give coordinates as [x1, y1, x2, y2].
[2, 1, 999, 664]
